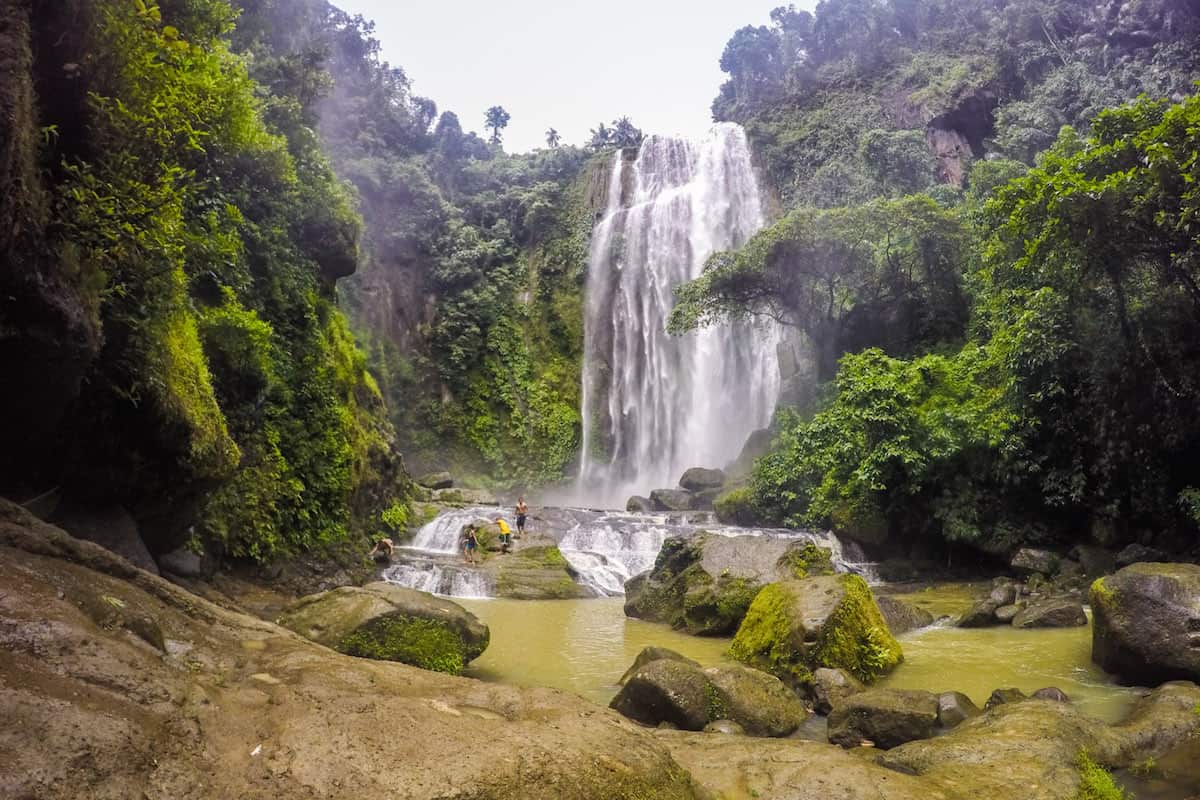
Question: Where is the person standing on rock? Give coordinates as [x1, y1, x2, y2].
[515, 496, 529, 536]
[495, 517, 513, 554]
[461, 525, 479, 565]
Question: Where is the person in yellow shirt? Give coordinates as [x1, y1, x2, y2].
[494, 517, 512, 553]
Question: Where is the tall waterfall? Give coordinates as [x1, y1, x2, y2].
[578, 123, 782, 508]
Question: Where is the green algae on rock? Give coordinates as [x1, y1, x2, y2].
[278, 582, 489, 674]
[729, 575, 902, 686]
[625, 533, 834, 636]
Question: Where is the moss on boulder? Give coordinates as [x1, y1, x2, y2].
[729, 575, 902, 687]
[277, 581, 489, 674]
[486, 539, 590, 599]
[625, 533, 834, 636]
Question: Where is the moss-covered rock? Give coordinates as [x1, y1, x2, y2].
[712, 486, 761, 526]
[485, 537, 589, 599]
[618, 647, 699, 685]
[625, 533, 834, 636]
[277, 581, 489, 674]
[876, 595, 935, 635]
[729, 575, 902, 687]
[1091, 563, 1200, 685]
[610, 657, 807, 737]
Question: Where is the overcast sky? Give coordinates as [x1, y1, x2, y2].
[332, 0, 814, 153]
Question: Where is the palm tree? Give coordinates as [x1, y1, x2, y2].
[545, 127, 561, 148]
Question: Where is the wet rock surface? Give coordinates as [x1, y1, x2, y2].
[277, 581, 490, 673]
[610, 655, 808, 737]
[1091, 562, 1200, 684]
[827, 688, 940, 749]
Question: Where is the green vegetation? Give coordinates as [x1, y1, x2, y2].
[814, 576, 904, 682]
[1075, 752, 1129, 800]
[685, 0, 1200, 557]
[2, 0, 409, 561]
[777, 543, 835, 579]
[338, 614, 470, 674]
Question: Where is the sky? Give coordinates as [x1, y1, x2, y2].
[334, 0, 814, 153]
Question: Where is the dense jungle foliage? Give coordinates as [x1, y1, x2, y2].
[680, 0, 1200, 554]
[222, 0, 604, 487]
[1, 0, 404, 561]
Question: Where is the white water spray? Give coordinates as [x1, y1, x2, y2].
[577, 124, 782, 508]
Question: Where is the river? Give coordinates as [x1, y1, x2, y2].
[459, 585, 1139, 723]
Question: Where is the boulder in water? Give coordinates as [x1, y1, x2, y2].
[690, 487, 723, 511]
[827, 688, 939, 749]
[985, 687, 1027, 710]
[277, 582, 489, 674]
[1091, 562, 1200, 684]
[1011, 599, 1087, 628]
[626, 495, 653, 513]
[729, 575, 902, 687]
[486, 540, 589, 600]
[624, 533, 833, 636]
[936, 691, 980, 729]
[995, 604, 1021, 623]
[679, 467, 726, 492]
[1032, 687, 1070, 703]
[811, 667, 865, 714]
[610, 657, 807, 737]
[650, 488, 694, 512]
[957, 599, 1002, 628]
[416, 471, 454, 490]
[876, 595, 934, 635]
[1010, 547, 1061, 576]
[618, 646, 699, 685]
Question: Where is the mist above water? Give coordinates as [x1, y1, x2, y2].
[575, 123, 782, 509]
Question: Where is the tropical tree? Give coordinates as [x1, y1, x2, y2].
[611, 116, 645, 149]
[587, 122, 611, 151]
[545, 127, 561, 148]
[484, 105, 510, 145]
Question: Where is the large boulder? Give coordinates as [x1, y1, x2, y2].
[679, 467, 726, 493]
[811, 667, 865, 714]
[729, 575, 903, 687]
[278, 582, 489, 674]
[827, 689, 940, 749]
[936, 691, 980, 729]
[1115, 543, 1168, 568]
[1010, 547, 1060, 576]
[416, 471, 454, 490]
[618, 646, 698, 685]
[626, 495, 653, 513]
[50, 504, 159, 575]
[880, 684, 1200, 800]
[712, 486, 761, 526]
[876, 595, 935, 635]
[624, 534, 834, 636]
[956, 599, 1002, 628]
[610, 657, 807, 737]
[1091, 563, 1200, 684]
[1011, 599, 1087, 629]
[650, 488, 694, 512]
[485, 540, 590, 600]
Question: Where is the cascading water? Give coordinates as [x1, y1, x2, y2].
[382, 507, 499, 599]
[577, 123, 783, 508]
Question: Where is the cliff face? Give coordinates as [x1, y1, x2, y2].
[0, 0, 407, 561]
[0, 0, 101, 496]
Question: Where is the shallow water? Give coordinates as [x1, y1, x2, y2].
[459, 587, 1140, 722]
[459, 598, 732, 705]
[880, 585, 1140, 723]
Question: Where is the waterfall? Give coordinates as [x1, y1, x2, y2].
[383, 507, 500, 599]
[578, 123, 782, 508]
[556, 512, 877, 597]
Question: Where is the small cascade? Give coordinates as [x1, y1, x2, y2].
[383, 506, 501, 599]
[382, 558, 493, 599]
[555, 510, 878, 596]
[408, 506, 498, 554]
